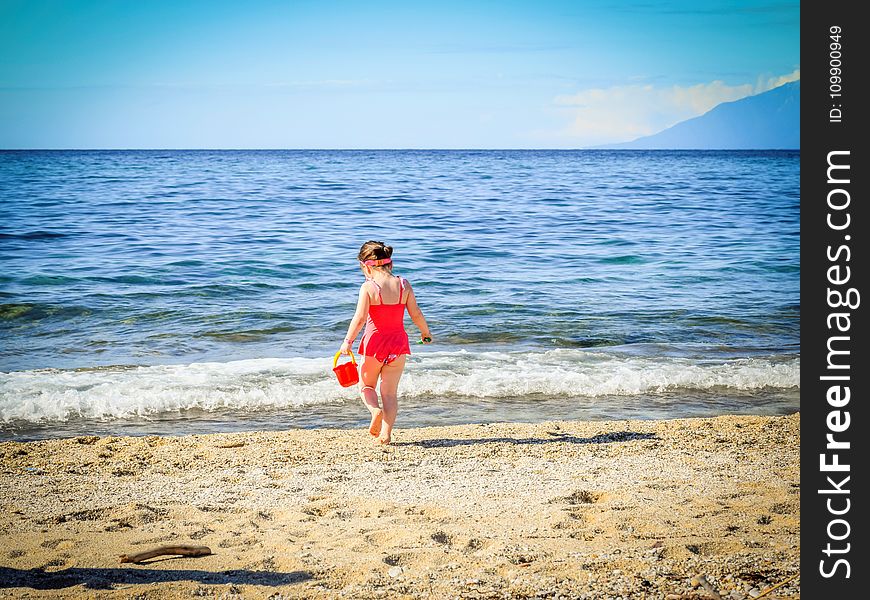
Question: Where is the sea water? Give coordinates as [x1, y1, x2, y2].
[0, 150, 799, 440]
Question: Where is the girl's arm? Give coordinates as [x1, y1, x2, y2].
[404, 281, 432, 343]
[340, 284, 371, 354]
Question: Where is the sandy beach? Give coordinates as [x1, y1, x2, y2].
[0, 413, 799, 599]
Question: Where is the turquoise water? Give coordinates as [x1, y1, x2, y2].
[0, 150, 799, 439]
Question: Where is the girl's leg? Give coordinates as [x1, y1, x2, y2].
[359, 356, 385, 436]
[377, 354, 406, 444]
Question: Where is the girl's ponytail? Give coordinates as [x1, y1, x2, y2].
[358, 241, 394, 269]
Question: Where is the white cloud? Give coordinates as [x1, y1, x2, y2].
[548, 68, 799, 146]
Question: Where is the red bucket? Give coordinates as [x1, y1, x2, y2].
[333, 350, 359, 387]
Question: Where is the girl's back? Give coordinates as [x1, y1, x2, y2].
[363, 276, 408, 335]
[365, 275, 407, 305]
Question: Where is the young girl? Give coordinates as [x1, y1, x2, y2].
[340, 240, 432, 445]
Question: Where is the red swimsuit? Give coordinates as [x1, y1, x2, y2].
[358, 276, 411, 364]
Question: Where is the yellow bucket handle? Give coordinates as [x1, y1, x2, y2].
[333, 349, 357, 368]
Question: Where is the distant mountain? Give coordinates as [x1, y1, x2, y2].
[600, 80, 799, 149]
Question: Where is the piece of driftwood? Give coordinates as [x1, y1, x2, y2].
[119, 545, 212, 563]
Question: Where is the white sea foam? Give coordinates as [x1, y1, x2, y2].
[0, 349, 800, 424]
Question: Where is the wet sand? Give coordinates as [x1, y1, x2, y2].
[0, 413, 800, 599]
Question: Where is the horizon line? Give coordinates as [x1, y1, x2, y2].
[0, 147, 802, 152]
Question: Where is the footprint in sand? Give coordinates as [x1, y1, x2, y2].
[41, 554, 72, 570]
[383, 553, 410, 567]
[430, 531, 453, 546]
[557, 490, 602, 505]
[302, 501, 340, 518]
[40, 539, 75, 550]
[770, 501, 797, 515]
[503, 545, 543, 566]
[552, 509, 588, 530]
[549, 490, 603, 530]
[189, 527, 215, 540]
[364, 530, 394, 547]
[218, 536, 259, 548]
[49, 507, 109, 524]
[684, 540, 743, 556]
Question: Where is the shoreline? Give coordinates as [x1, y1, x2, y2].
[0, 413, 800, 599]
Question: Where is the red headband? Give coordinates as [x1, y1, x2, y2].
[361, 258, 392, 267]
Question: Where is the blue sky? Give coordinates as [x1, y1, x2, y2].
[0, 0, 800, 148]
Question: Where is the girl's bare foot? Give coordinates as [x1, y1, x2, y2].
[378, 432, 391, 445]
[369, 409, 383, 437]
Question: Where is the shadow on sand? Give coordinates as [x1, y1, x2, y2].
[393, 430, 658, 448]
[0, 566, 312, 591]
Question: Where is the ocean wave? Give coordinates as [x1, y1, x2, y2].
[0, 349, 800, 424]
[0, 230, 70, 240]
